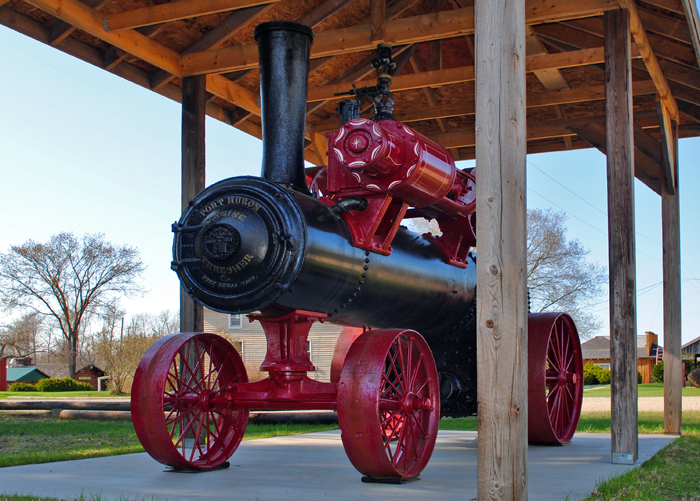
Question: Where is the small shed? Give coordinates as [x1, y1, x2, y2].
[6, 367, 51, 385]
[75, 365, 107, 391]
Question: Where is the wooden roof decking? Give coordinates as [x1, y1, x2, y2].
[2, 0, 699, 193]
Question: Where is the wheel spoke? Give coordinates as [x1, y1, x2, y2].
[413, 377, 429, 396]
[396, 340, 407, 393]
[409, 353, 425, 391]
[381, 372, 402, 397]
[412, 412, 429, 439]
[174, 408, 204, 447]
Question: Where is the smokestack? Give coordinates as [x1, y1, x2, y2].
[254, 21, 314, 193]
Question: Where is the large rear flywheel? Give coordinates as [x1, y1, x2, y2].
[132, 332, 249, 469]
[528, 313, 583, 445]
[337, 329, 440, 479]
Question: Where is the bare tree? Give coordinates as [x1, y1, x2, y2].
[0, 312, 44, 360]
[94, 308, 177, 394]
[527, 209, 606, 338]
[0, 233, 145, 377]
[406, 210, 606, 338]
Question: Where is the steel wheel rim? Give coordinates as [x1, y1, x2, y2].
[132, 333, 249, 469]
[338, 329, 440, 478]
[544, 315, 583, 443]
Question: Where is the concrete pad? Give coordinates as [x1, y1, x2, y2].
[0, 431, 675, 501]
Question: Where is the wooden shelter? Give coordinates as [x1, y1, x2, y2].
[75, 364, 107, 390]
[2, 0, 699, 498]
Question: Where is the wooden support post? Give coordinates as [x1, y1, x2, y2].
[662, 120, 682, 435]
[605, 8, 638, 464]
[475, 0, 528, 499]
[180, 75, 207, 333]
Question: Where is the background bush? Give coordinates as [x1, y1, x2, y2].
[596, 367, 611, 384]
[8, 382, 37, 392]
[653, 361, 664, 383]
[35, 377, 94, 392]
[639, 371, 643, 384]
[584, 363, 601, 385]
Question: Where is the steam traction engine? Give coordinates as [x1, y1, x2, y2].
[131, 21, 584, 481]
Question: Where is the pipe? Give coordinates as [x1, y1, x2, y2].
[254, 21, 314, 194]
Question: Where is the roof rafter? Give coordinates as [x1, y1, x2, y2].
[619, 0, 680, 120]
[180, 0, 621, 75]
[307, 46, 640, 102]
[150, 3, 274, 90]
[104, 0, 278, 32]
[22, 0, 263, 119]
[309, 79, 657, 133]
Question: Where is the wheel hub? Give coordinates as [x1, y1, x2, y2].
[401, 392, 433, 414]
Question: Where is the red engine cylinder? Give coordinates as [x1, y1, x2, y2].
[324, 118, 476, 267]
[329, 118, 457, 208]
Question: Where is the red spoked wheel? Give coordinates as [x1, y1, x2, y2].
[337, 329, 440, 479]
[131, 332, 249, 469]
[528, 313, 583, 445]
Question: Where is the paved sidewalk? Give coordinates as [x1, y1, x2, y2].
[0, 430, 675, 501]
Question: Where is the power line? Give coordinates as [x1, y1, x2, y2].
[528, 161, 700, 275]
[528, 161, 607, 217]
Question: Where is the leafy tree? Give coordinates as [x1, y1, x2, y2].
[526, 209, 606, 339]
[0, 233, 144, 377]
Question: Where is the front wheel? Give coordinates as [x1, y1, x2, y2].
[131, 332, 249, 469]
[337, 329, 440, 479]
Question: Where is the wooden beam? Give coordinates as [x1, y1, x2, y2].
[105, 0, 277, 31]
[150, 3, 274, 91]
[49, 0, 111, 47]
[0, 4, 259, 144]
[618, 0, 680, 121]
[206, 74, 260, 115]
[680, 0, 700, 67]
[180, 75, 207, 333]
[657, 96, 677, 194]
[23, 0, 182, 76]
[409, 54, 447, 132]
[105, 23, 168, 71]
[568, 123, 662, 194]
[605, 8, 638, 465]
[370, 0, 386, 42]
[637, 5, 693, 45]
[640, 0, 686, 16]
[308, 46, 625, 103]
[310, 79, 658, 133]
[25, 0, 264, 120]
[181, 0, 620, 75]
[526, 25, 572, 147]
[475, 0, 528, 499]
[662, 128, 682, 435]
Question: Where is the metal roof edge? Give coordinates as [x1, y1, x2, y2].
[682, 0, 700, 68]
[681, 334, 700, 350]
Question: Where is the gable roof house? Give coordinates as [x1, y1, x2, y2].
[6, 366, 51, 385]
[582, 331, 662, 383]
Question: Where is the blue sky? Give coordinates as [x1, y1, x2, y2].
[1, 25, 698, 345]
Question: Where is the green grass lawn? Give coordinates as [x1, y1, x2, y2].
[439, 411, 700, 435]
[0, 411, 337, 468]
[583, 435, 700, 500]
[584, 382, 700, 398]
[0, 391, 125, 399]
